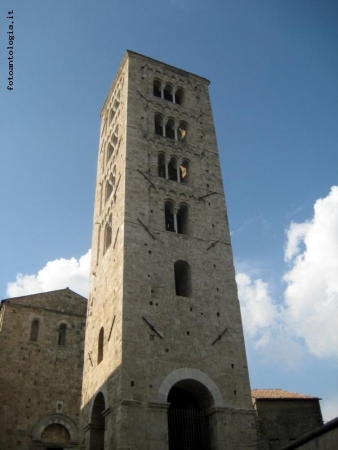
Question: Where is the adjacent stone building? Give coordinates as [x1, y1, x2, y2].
[80, 50, 258, 450]
[281, 417, 338, 450]
[252, 389, 323, 450]
[0, 288, 87, 450]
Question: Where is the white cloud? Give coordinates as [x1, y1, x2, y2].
[283, 186, 338, 359]
[236, 273, 277, 338]
[7, 250, 91, 299]
[284, 221, 311, 262]
[236, 272, 304, 367]
[237, 187, 338, 361]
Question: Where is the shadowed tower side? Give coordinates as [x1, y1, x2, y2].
[81, 50, 257, 450]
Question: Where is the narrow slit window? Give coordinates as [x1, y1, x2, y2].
[30, 319, 39, 342]
[98, 327, 104, 364]
[58, 324, 67, 346]
[174, 260, 192, 297]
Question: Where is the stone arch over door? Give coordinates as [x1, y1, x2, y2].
[31, 413, 79, 445]
[158, 367, 224, 407]
[159, 368, 223, 450]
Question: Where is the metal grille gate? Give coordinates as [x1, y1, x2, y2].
[168, 409, 211, 450]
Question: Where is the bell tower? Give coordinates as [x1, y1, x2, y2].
[81, 50, 257, 450]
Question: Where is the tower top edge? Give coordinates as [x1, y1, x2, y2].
[126, 50, 210, 84]
[100, 50, 210, 116]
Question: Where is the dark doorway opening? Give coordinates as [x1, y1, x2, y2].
[90, 392, 106, 450]
[168, 384, 211, 450]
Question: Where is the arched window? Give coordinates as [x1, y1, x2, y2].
[177, 122, 188, 142]
[104, 216, 112, 253]
[174, 261, 191, 297]
[111, 128, 118, 147]
[165, 119, 176, 140]
[109, 108, 115, 125]
[155, 114, 164, 136]
[113, 98, 120, 113]
[177, 204, 189, 235]
[58, 324, 67, 346]
[30, 319, 39, 342]
[165, 201, 175, 232]
[168, 157, 178, 181]
[180, 160, 189, 184]
[98, 327, 104, 364]
[106, 142, 114, 164]
[105, 179, 113, 202]
[158, 153, 166, 178]
[105, 167, 116, 203]
[175, 88, 184, 105]
[164, 84, 174, 102]
[153, 80, 162, 98]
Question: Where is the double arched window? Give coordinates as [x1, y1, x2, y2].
[158, 154, 189, 184]
[164, 201, 189, 235]
[154, 115, 188, 142]
[153, 80, 184, 105]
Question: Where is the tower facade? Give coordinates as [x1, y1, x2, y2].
[81, 51, 257, 450]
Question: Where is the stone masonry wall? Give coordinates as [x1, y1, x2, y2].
[0, 289, 86, 450]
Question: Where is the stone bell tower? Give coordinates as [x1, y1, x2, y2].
[81, 50, 257, 450]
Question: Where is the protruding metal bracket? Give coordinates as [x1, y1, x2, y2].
[113, 227, 120, 249]
[137, 169, 156, 188]
[142, 316, 163, 339]
[138, 218, 157, 240]
[114, 173, 122, 195]
[211, 328, 227, 345]
[108, 315, 116, 342]
[198, 191, 217, 200]
[207, 240, 219, 251]
[137, 89, 149, 102]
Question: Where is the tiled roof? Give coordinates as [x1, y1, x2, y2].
[251, 389, 319, 400]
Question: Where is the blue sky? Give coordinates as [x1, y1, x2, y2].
[1, 0, 337, 421]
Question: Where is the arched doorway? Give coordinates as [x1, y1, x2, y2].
[167, 380, 212, 450]
[90, 392, 106, 450]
